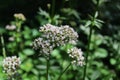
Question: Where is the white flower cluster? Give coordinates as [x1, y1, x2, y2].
[14, 13, 26, 21]
[5, 25, 16, 30]
[8, 36, 15, 41]
[33, 38, 53, 55]
[3, 56, 21, 76]
[68, 47, 84, 66]
[40, 24, 78, 45]
[33, 24, 78, 55]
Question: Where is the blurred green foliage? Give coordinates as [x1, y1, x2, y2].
[0, 0, 120, 80]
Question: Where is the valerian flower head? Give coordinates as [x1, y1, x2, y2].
[5, 25, 16, 30]
[14, 13, 26, 21]
[60, 25, 78, 45]
[33, 38, 53, 55]
[3, 56, 21, 76]
[68, 47, 85, 66]
[32, 24, 79, 55]
[8, 36, 15, 41]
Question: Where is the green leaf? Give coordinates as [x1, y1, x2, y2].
[94, 20, 102, 29]
[20, 59, 33, 72]
[19, 52, 27, 61]
[31, 69, 39, 75]
[38, 8, 50, 18]
[94, 48, 108, 58]
[85, 20, 91, 27]
[90, 71, 101, 80]
[62, 61, 69, 68]
[25, 40, 32, 46]
[94, 11, 98, 18]
[61, 8, 80, 20]
[32, 29, 39, 37]
[110, 58, 116, 65]
[23, 27, 31, 39]
[51, 49, 61, 59]
[23, 49, 35, 56]
[101, 68, 109, 75]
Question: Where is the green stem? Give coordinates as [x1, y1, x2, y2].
[83, 25, 93, 80]
[83, 1, 100, 79]
[38, 71, 40, 80]
[51, 0, 55, 18]
[1, 35, 6, 58]
[46, 58, 49, 80]
[57, 63, 71, 80]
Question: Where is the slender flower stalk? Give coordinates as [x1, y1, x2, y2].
[46, 56, 50, 80]
[51, 0, 55, 18]
[83, 0, 100, 79]
[83, 26, 93, 80]
[1, 35, 6, 58]
[57, 63, 71, 80]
